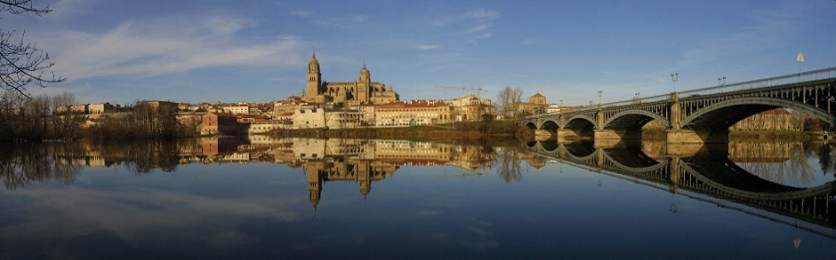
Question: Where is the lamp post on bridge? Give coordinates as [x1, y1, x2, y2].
[670, 72, 679, 93]
[597, 90, 603, 107]
[717, 76, 726, 86]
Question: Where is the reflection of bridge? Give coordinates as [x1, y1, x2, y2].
[528, 140, 836, 231]
[526, 67, 836, 143]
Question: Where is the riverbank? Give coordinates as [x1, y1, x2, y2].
[269, 120, 531, 144]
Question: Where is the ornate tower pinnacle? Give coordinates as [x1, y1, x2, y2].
[306, 50, 321, 98]
[357, 63, 371, 103]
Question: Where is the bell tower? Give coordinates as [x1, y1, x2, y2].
[356, 64, 371, 103]
[306, 51, 321, 98]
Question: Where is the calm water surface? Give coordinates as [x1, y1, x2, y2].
[1, 137, 835, 259]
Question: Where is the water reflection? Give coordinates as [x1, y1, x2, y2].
[530, 138, 836, 230]
[1, 137, 836, 258]
[2, 137, 497, 203]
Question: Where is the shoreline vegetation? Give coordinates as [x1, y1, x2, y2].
[1, 92, 196, 143]
[268, 120, 532, 144]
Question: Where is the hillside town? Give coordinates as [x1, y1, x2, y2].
[55, 52, 563, 136]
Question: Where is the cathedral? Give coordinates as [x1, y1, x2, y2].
[304, 52, 400, 106]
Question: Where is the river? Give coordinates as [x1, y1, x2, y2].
[1, 137, 834, 259]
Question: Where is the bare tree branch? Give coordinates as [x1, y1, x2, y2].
[0, 0, 51, 15]
[0, 1, 63, 98]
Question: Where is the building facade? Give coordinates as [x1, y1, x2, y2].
[374, 101, 452, 127]
[222, 105, 250, 115]
[200, 112, 239, 135]
[515, 93, 548, 116]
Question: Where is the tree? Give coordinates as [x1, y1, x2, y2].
[496, 86, 523, 118]
[1, 0, 64, 98]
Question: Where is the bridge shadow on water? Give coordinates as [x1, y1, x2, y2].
[528, 137, 836, 235]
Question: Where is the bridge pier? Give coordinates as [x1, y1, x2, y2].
[666, 129, 710, 144]
[593, 130, 624, 148]
[594, 129, 624, 140]
[534, 129, 554, 141]
[557, 129, 583, 141]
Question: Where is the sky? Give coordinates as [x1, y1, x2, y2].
[5, 0, 836, 105]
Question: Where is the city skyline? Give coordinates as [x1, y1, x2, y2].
[6, 0, 836, 104]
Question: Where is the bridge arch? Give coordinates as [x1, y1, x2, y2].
[525, 121, 537, 130]
[681, 97, 834, 129]
[680, 162, 835, 201]
[563, 141, 596, 161]
[565, 115, 596, 130]
[539, 139, 559, 152]
[604, 110, 670, 130]
[538, 119, 560, 133]
[601, 149, 668, 174]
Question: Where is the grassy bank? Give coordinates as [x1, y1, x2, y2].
[270, 120, 531, 144]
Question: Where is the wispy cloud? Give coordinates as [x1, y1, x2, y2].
[520, 37, 542, 46]
[468, 24, 490, 33]
[290, 9, 311, 18]
[463, 8, 500, 42]
[314, 15, 367, 27]
[39, 14, 306, 81]
[465, 9, 500, 20]
[414, 44, 442, 50]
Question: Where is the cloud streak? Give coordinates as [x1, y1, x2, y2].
[40, 14, 306, 81]
[415, 44, 442, 50]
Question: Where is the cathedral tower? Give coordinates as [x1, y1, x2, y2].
[306, 51, 321, 98]
[356, 64, 371, 103]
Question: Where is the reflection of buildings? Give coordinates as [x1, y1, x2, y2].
[46, 137, 496, 209]
[198, 137, 497, 208]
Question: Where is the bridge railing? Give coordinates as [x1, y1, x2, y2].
[676, 66, 836, 98]
[529, 66, 836, 119]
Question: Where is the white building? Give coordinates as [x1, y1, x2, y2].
[222, 105, 250, 115]
[247, 120, 288, 134]
[292, 106, 326, 129]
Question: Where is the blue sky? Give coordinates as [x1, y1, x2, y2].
[6, 0, 836, 105]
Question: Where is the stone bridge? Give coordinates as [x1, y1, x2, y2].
[526, 140, 836, 230]
[526, 67, 836, 143]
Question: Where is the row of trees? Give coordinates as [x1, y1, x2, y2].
[496, 86, 525, 119]
[83, 102, 196, 141]
[1, 90, 196, 142]
[0, 90, 85, 141]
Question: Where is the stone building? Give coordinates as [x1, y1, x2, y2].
[200, 112, 239, 135]
[374, 101, 452, 127]
[246, 120, 288, 134]
[56, 103, 114, 114]
[292, 106, 326, 129]
[291, 106, 363, 129]
[221, 104, 249, 115]
[515, 93, 548, 116]
[303, 52, 399, 106]
[444, 95, 497, 121]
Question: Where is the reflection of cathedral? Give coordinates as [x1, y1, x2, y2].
[303, 52, 400, 106]
[305, 159, 398, 208]
[182, 137, 495, 208]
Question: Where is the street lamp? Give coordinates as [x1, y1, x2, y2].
[670, 72, 679, 92]
[717, 76, 726, 86]
[597, 90, 603, 106]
